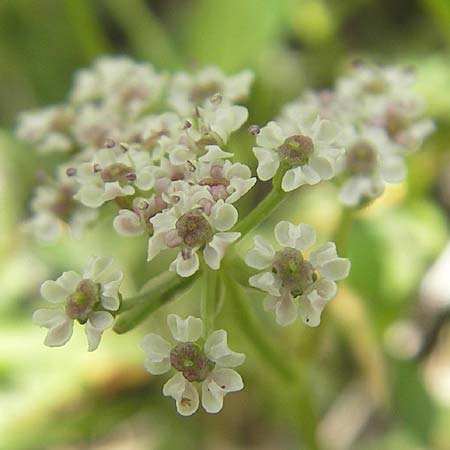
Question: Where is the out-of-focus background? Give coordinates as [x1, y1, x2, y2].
[2, 1, 450, 449]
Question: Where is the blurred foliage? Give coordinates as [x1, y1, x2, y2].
[1, 0, 450, 449]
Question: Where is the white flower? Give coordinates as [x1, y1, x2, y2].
[70, 56, 167, 117]
[72, 104, 123, 150]
[73, 143, 155, 208]
[113, 195, 167, 236]
[245, 221, 350, 327]
[168, 66, 254, 115]
[253, 116, 344, 192]
[186, 153, 256, 203]
[33, 256, 123, 351]
[162, 104, 248, 166]
[141, 314, 245, 416]
[336, 63, 434, 149]
[337, 126, 407, 207]
[147, 182, 240, 276]
[16, 105, 73, 153]
[22, 167, 98, 241]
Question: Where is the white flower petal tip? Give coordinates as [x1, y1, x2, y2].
[163, 373, 200, 416]
[167, 314, 204, 342]
[201, 369, 244, 413]
[204, 232, 241, 270]
[245, 235, 275, 270]
[204, 330, 246, 367]
[274, 221, 316, 250]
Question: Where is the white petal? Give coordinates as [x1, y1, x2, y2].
[169, 251, 200, 277]
[141, 333, 172, 359]
[203, 232, 241, 270]
[199, 145, 233, 162]
[147, 233, 168, 261]
[88, 311, 114, 330]
[144, 358, 171, 375]
[380, 155, 406, 183]
[40, 280, 69, 303]
[275, 289, 298, 326]
[281, 167, 304, 192]
[167, 314, 203, 342]
[74, 184, 105, 208]
[298, 281, 336, 328]
[310, 242, 350, 281]
[135, 167, 155, 191]
[100, 294, 120, 311]
[83, 255, 114, 281]
[249, 272, 281, 296]
[211, 200, 238, 231]
[163, 373, 200, 416]
[256, 121, 285, 148]
[245, 235, 275, 269]
[318, 258, 351, 281]
[253, 147, 279, 181]
[169, 145, 193, 166]
[84, 321, 103, 352]
[274, 221, 316, 250]
[201, 369, 243, 413]
[263, 295, 279, 311]
[113, 210, 144, 236]
[309, 155, 335, 180]
[204, 330, 246, 367]
[44, 319, 74, 347]
[210, 368, 244, 392]
[314, 119, 338, 142]
[32, 308, 66, 328]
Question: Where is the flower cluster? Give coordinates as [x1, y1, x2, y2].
[22, 58, 432, 416]
[259, 62, 434, 205]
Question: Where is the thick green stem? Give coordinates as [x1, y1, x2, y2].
[333, 207, 355, 256]
[223, 270, 296, 383]
[201, 266, 219, 335]
[114, 271, 199, 333]
[223, 270, 320, 450]
[233, 171, 287, 238]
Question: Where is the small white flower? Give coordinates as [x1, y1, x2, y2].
[73, 143, 155, 208]
[245, 221, 350, 327]
[147, 182, 240, 276]
[162, 104, 248, 166]
[22, 167, 98, 241]
[186, 154, 256, 203]
[168, 66, 254, 115]
[113, 195, 167, 236]
[70, 56, 167, 117]
[16, 105, 74, 153]
[33, 256, 123, 351]
[337, 126, 407, 207]
[141, 314, 245, 415]
[253, 116, 344, 192]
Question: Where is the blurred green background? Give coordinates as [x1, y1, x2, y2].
[2, 0, 450, 449]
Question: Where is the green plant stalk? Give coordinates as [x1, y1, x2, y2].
[201, 265, 218, 335]
[223, 270, 320, 450]
[333, 206, 355, 256]
[233, 171, 287, 238]
[114, 271, 199, 333]
[223, 270, 296, 383]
